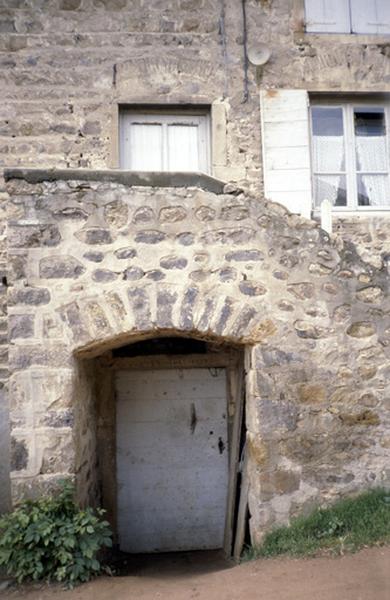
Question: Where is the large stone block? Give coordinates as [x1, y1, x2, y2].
[8, 224, 61, 248]
[10, 286, 50, 306]
[9, 314, 34, 339]
[39, 255, 85, 279]
[75, 228, 113, 245]
[39, 433, 74, 475]
[260, 469, 301, 501]
[10, 436, 28, 471]
[10, 370, 75, 419]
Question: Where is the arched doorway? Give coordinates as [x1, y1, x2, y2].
[91, 335, 247, 556]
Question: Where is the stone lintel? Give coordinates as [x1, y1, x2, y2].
[4, 168, 226, 194]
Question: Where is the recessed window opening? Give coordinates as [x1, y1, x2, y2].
[310, 98, 390, 210]
[119, 107, 211, 173]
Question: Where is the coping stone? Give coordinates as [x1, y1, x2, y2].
[4, 169, 226, 194]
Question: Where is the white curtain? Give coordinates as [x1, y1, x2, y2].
[355, 136, 387, 172]
[314, 175, 347, 208]
[312, 135, 345, 173]
[130, 124, 163, 171]
[357, 174, 390, 206]
[167, 125, 199, 172]
[355, 110, 389, 205]
[312, 107, 346, 207]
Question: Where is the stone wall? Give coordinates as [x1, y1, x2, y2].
[5, 169, 390, 540]
[332, 215, 390, 271]
[253, 0, 390, 274]
[0, 0, 263, 190]
[1, 0, 390, 519]
[1, 0, 389, 265]
[252, 1, 390, 92]
[2, 1, 390, 183]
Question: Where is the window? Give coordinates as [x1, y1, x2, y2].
[310, 100, 390, 209]
[260, 90, 390, 216]
[305, 0, 390, 34]
[119, 109, 210, 173]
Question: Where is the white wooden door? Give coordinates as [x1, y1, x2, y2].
[116, 368, 229, 553]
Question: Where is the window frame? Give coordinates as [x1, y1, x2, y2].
[309, 96, 390, 212]
[119, 108, 211, 174]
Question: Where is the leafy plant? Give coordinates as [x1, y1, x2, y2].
[0, 480, 112, 586]
[243, 488, 390, 560]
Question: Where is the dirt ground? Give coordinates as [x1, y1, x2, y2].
[2, 546, 389, 600]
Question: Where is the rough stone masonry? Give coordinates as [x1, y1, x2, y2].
[0, 0, 390, 542]
[4, 169, 390, 543]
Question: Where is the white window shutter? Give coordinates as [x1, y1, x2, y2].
[351, 0, 390, 34]
[305, 0, 351, 33]
[260, 89, 312, 219]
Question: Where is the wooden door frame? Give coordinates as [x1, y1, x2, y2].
[95, 346, 247, 556]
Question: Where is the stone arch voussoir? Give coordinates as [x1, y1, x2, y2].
[58, 282, 278, 358]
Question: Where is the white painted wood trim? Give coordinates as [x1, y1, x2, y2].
[350, 0, 390, 34]
[260, 89, 312, 219]
[304, 0, 351, 33]
[320, 199, 333, 234]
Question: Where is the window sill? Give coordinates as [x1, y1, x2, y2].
[294, 32, 390, 45]
[313, 208, 390, 218]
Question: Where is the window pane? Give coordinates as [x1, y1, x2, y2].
[354, 109, 387, 172]
[130, 123, 163, 171]
[167, 124, 199, 171]
[314, 175, 347, 208]
[311, 107, 345, 172]
[357, 174, 390, 206]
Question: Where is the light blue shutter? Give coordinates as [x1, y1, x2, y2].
[305, 0, 351, 33]
[351, 0, 390, 34]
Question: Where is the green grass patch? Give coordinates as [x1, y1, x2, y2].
[244, 488, 390, 560]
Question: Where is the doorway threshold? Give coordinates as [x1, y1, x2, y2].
[109, 549, 233, 578]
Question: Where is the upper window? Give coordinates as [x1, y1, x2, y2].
[305, 0, 390, 34]
[119, 109, 210, 173]
[310, 100, 390, 209]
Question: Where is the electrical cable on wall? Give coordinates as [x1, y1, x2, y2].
[219, 0, 229, 99]
[241, 0, 249, 103]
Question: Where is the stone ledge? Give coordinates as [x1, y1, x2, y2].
[3, 168, 226, 194]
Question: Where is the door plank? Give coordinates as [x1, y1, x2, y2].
[116, 368, 229, 553]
